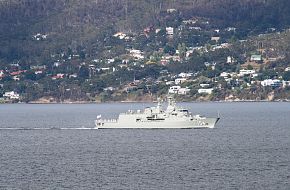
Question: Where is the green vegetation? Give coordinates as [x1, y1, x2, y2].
[1, 0, 290, 102]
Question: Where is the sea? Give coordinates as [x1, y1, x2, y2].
[0, 102, 289, 190]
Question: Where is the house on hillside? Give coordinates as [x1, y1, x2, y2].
[3, 91, 20, 100]
[113, 32, 127, 40]
[166, 27, 174, 36]
[0, 70, 4, 78]
[30, 65, 46, 70]
[10, 70, 26, 76]
[178, 87, 190, 95]
[204, 62, 216, 70]
[178, 72, 193, 78]
[175, 78, 187, 85]
[261, 79, 282, 87]
[168, 86, 181, 94]
[33, 33, 48, 41]
[129, 49, 144, 60]
[198, 88, 214, 94]
[227, 56, 236, 64]
[250, 55, 262, 62]
[211, 36, 220, 42]
[168, 86, 190, 95]
[167, 9, 177, 13]
[226, 27, 236, 32]
[239, 69, 256, 77]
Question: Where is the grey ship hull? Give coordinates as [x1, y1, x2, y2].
[95, 117, 219, 129]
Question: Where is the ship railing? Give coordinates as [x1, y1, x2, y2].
[99, 119, 118, 123]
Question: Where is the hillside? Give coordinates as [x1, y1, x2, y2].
[1, 0, 290, 102]
[1, 0, 290, 63]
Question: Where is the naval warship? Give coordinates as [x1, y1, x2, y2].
[95, 97, 220, 129]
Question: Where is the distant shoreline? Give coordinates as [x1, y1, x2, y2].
[1, 99, 289, 104]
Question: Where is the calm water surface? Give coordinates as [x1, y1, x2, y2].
[0, 102, 290, 189]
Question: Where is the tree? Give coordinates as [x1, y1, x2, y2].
[283, 71, 290, 81]
[24, 70, 37, 81]
[78, 66, 89, 78]
[247, 65, 254, 70]
[178, 43, 187, 61]
[163, 45, 175, 55]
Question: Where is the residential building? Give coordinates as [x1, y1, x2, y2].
[129, 49, 144, 60]
[250, 55, 262, 62]
[167, 9, 177, 13]
[227, 56, 236, 63]
[178, 72, 193, 78]
[211, 36, 220, 42]
[165, 81, 175, 85]
[198, 88, 214, 94]
[239, 69, 256, 76]
[166, 27, 174, 35]
[178, 88, 191, 95]
[220, 72, 230, 78]
[175, 78, 187, 85]
[3, 91, 20, 100]
[200, 83, 210, 88]
[113, 32, 127, 39]
[261, 79, 282, 87]
[168, 86, 181, 94]
[168, 86, 190, 95]
[0, 70, 4, 78]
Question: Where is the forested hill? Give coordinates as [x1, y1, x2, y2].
[1, 0, 290, 63]
[1, 0, 290, 102]
[2, 0, 290, 31]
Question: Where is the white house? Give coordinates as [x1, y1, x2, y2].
[200, 83, 210, 88]
[167, 9, 177, 13]
[166, 27, 174, 35]
[0, 70, 4, 78]
[239, 69, 256, 76]
[226, 27, 236, 32]
[211, 36, 220, 42]
[178, 72, 193, 78]
[227, 56, 236, 63]
[129, 49, 144, 60]
[178, 88, 191, 95]
[204, 62, 216, 70]
[220, 72, 230, 78]
[33, 33, 48, 41]
[198, 88, 214, 94]
[189, 26, 202, 31]
[113, 32, 127, 39]
[261, 79, 282, 87]
[168, 86, 190, 95]
[250, 55, 262, 62]
[168, 86, 181, 94]
[175, 78, 187, 85]
[3, 91, 20, 100]
[104, 87, 116, 92]
[106, 58, 115, 64]
[12, 76, 20, 81]
[165, 81, 175, 85]
[182, 19, 197, 25]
